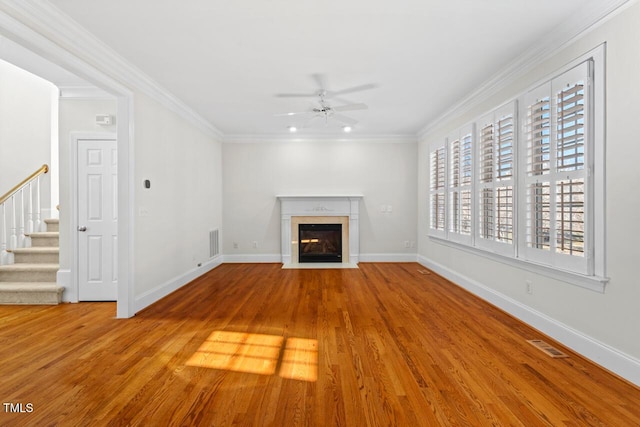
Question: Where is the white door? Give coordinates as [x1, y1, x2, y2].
[77, 138, 117, 301]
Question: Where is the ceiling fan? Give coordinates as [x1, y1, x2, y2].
[275, 74, 377, 128]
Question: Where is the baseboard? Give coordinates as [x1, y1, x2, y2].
[221, 253, 418, 263]
[417, 255, 640, 388]
[222, 254, 282, 263]
[358, 253, 418, 262]
[134, 256, 223, 313]
[57, 269, 75, 302]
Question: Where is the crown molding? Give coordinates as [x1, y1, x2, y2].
[0, 0, 223, 140]
[417, 0, 636, 139]
[59, 85, 113, 99]
[223, 133, 417, 144]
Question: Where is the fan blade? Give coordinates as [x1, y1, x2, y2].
[327, 83, 377, 98]
[302, 114, 323, 128]
[332, 114, 358, 125]
[332, 103, 368, 112]
[274, 110, 313, 117]
[275, 93, 318, 98]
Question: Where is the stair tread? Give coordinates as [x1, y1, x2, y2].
[0, 282, 63, 291]
[44, 218, 59, 223]
[8, 247, 59, 254]
[25, 231, 59, 237]
[0, 263, 59, 272]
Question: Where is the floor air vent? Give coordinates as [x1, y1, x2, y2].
[209, 229, 219, 258]
[527, 339, 569, 358]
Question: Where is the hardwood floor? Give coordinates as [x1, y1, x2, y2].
[1, 263, 639, 426]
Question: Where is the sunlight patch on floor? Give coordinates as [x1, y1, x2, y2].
[186, 330, 318, 382]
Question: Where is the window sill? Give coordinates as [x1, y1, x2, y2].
[428, 235, 608, 293]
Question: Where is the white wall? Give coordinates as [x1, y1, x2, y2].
[0, 59, 56, 206]
[133, 93, 223, 305]
[418, 2, 640, 384]
[58, 97, 117, 281]
[223, 139, 417, 261]
[57, 94, 224, 310]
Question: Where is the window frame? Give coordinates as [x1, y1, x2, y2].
[427, 44, 607, 292]
[447, 124, 474, 245]
[476, 101, 517, 256]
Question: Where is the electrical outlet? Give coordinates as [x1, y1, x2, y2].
[526, 280, 533, 295]
[252, 241, 258, 249]
[233, 242, 238, 249]
[404, 241, 411, 248]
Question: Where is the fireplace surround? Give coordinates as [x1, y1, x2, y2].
[277, 195, 362, 266]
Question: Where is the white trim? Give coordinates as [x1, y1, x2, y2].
[56, 268, 72, 302]
[278, 195, 362, 265]
[222, 254, 282, 264]
[358, 253, 418, 263]
[417, 255, 640, 388]
[429, 236, 607, 292]
[59, 86, 113, 99]
[221, 253, 418, 264]
[134, 256, 223, 313]
[117, 95, 135, 318]
[223, 134, 417, 144]
[417, 0, 632, 138]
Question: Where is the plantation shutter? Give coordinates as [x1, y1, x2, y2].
[520, 61, 590, 274]
[448, 125, 473, 244]
[429, 144, 446, 237]
[476, 102, 516, 254]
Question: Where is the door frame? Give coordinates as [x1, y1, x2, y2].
[70, 132, 117, 303]
[2, 7, 135, 317]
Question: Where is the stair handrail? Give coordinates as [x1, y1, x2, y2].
[1, 164, 49, 265]
[0, 164, 49, 205]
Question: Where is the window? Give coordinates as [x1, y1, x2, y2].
[477, 102, 516, 255]
[427, 46, 605, 287]
[520, 61, 590, 274]
[429, 144, 446, 237]
[447, 126, 473, 244]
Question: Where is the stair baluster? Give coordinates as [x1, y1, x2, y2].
[9, 195, 18, 256]
[0, 204, 7, 265]
[27, 181, 34, 236]
[17, 189, 26, 248]
[0, 164, 50, 265]
[34, 176, 42, 232]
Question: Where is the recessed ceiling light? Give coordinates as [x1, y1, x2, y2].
[288, 126, 297, 132]
[343, 126, 352, 133]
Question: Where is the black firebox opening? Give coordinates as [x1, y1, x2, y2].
[298, 223, 342, 263]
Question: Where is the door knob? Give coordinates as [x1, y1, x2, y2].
[78, 226, 87, 232]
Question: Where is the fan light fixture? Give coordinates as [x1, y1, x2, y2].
[276, 74, 377, 132]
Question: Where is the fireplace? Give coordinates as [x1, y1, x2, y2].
[277, 195, 362, 266]
[299, 224, 342, 263]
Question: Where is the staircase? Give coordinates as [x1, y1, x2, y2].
[0, 218, 63, 304]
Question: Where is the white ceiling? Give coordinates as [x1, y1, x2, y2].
[33, 0, 617, 137]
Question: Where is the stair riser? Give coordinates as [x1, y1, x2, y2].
[45, 222, 59, 232]
[13, 253, 59, 264]
[0, 270, 57, 282]
[30, 236, 59, 247]
[0, 291, 62, 305]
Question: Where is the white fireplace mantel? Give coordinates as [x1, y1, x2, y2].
[277, 195, 363, 265]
